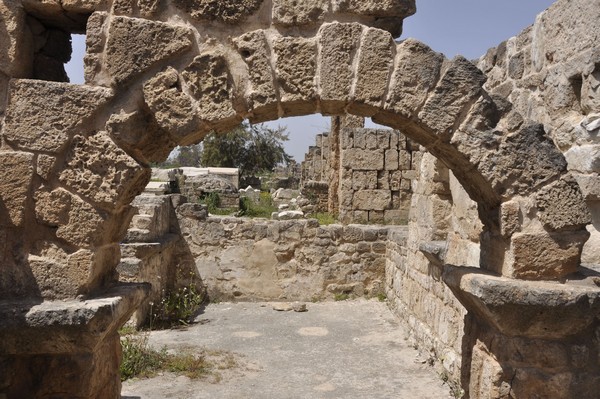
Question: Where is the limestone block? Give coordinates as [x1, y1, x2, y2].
[173, 0, 263, 23]
[385, 149, 399, 170]
[565, 145, 600, 174]
[389, 170, 402, 191]
[535, 176, 591, 231]
[478, 124, 567, 199]
[273, 0, 328, 26]
[385, 39, 443, 119]
[36, 155, 56, 181]
[182, 53, 238, 125]
[352, 171, 377, 190]
[0, 1, 33, 77]
[342, 148, 384, 170]
[273, 37, 317, 116]
[384, 209, 407, 224]
[105, 16, 192, 85]
[318, 23, 363, 114]
[574, 174, 600, 201]
[419, 56, 487, 135]
[510, 231, 589, 279]
[143, 67, 202, 143]
[399, 150, 411, 170]
[234, 30, 278, 122]
[581, 224, 600, 264]
[377, 170, 390, 190]
[581, 67, 600, 114]
[353, 190, 391, 211]
[350, 28, 394, 116]
[332, 0, 415, 18]
[106, 109, 175, 164]
[59, 132, 150, 210]
[3, 80, 112, 153]
[0, 152, 34, 227]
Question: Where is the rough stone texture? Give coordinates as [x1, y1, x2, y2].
[58, 132, 150, 210]
[182, 52, 238, 125]
[105, 16, 192, 85]
[536, 176, 591, 231]
[180, 215, 389, 302]
[234, 30, 278, 122]
[273, 36, 318, 116]
[3, 80, 112, 153]
[143, 67, 203, 143]
[351, 28, 394, 115]
[173, 0, 263, 23]
[319, 23, 363, 114]
[385, 39, 443, 119]
[510, 231, 590, 280]
[0, 1, 32, 77]
[273, 0, 328, 26]
[0, 152, 34, 227]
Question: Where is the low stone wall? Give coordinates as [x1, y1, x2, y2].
[178, 214, 395, 302]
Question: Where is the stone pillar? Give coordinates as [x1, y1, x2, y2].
[444, 266, 600, 399]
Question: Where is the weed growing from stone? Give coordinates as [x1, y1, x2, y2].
[149, 278, 205, 329]
[377, 292, 387, 302]
[238, 192, 277, 218]
[334, 293, 350, 301]
[312, 212, 337, 225]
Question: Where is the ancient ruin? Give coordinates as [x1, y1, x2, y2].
[1, 0, 599, 397]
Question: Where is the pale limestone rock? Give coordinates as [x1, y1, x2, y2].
[3, 80, 112, 153]
[318, 23, 363, 114]
[36, 155, 56, 181]
[352, 171, 377, 190]
[234, 30, 278, 122]
[351, 28, 394, 115]
[0, 152, 34, 227]
[105, 16, 192, 85]
[273, 36, 318, 116]
[419, 56, 487, 135]
[332, 0, 415, 18]
[173, 0, 263, 23]
[58, 132, 149, 210]
[342, 148, 384, 170]
[0, 1, 33, 76]
[182, 52, 238, 126]
[384, 149, 399, 170]
[353, 190, 391, 211]
[273, 0, 328, 26]
[385, 39, 443, 119]
[143, 67, 203, 143]
[565, 145, 600, 174]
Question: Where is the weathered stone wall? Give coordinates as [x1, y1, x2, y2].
[338, 127, 422, 224]
[179, 214, 392, 302]
[477, 0, 600, 265]
[301, 119, 423, 224]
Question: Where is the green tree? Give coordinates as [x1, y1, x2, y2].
[200, 123, 292, 178]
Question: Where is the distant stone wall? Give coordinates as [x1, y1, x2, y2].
[301, 133, 330, 183]
[178, 214, 394, 302]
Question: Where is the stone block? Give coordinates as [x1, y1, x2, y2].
[574, 174, 600, 201]
[565, 145, 600, 174]
[234, 30, 279, 122]
[0, 152, 34, 227]
[318, 23, 363, 114]
[273, 37, 318, 116]
[332, 0, 416, 18]
[350, 28, 394, 115]
[105, 16, 192, 85]
[398, 150, 411, 170]
[377, 170, 390, 190]
[3, 80, 112, 153]
[59, 132, 150, 210]
[535, 176, 590, 231]
[500, 200, 521, 237]
[173, 0, 263, 23]
[510, 231, 589, 279]
[385, 149, 399, 170]
[419, 56, 487, 135]
[273, 0, 328, 26]
[0, 1, 32, 77]
[143, 67, 202, 143]
[352, 171, 377, 190]
[182, 52, 238, 125]
[342, 148, 384, 170]
[353, 190, 391, 211]
[389, 171, 402, 191]
[385, 39, 443, 119]
[369, 210, 385, 223]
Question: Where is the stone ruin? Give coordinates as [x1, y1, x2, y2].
[0, 0, 599, 397]
[301, 114, 423, 223]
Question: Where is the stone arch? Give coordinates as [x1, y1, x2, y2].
[1, 1, 598, 397]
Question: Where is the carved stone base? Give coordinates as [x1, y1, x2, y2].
[0, 283, 149, 399]
[444, 266, 600, 399]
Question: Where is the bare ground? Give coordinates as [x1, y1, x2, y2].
[122, 299, 453, 399]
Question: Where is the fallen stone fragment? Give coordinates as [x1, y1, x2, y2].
[272, 302, 293, 311]
[292, 302, 307, 312]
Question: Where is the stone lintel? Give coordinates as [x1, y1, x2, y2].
[443, 265, 600, 340]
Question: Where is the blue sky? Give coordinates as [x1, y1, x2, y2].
[66, 0, 556, 161]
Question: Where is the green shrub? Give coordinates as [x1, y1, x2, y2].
[150, 281, 205, 329]
[238, 192, 277, 218]
[312, 212, 337, 225]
